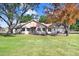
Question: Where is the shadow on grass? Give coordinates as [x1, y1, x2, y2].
[0, 33, 15, 37]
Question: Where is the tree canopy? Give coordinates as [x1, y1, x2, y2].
[0, 3, 39, 34]
[39, 15, 47, 23]
[20, 14, 33, 23]
[45, 3, 79, 25]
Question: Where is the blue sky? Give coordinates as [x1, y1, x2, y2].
[35, 3, 48, 15]
[0, 3, 50, 28]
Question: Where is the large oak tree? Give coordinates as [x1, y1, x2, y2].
[0, 3, 39, 34]
[45, 3, 79, 36]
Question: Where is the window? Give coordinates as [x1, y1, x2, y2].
[27, 28, 30, 31]
[42, 28, 45, 31]
[37, 28, 41, 31]
[48, 28, 51, 31]
[22, 28, 25, 31]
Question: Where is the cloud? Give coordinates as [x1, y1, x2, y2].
[24, 9, 38, 15]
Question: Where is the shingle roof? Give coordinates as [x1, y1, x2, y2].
[15, 20, 46, 29]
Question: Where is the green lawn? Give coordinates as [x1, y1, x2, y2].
[0, 34, 79, 56]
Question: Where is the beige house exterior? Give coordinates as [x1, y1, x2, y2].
[13, 20, 65, 35]
[14, 20, 46, 34]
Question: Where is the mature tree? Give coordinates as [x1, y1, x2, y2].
[45, 3, 79, 24]
[20, 14, 33, 23]
[60, 4, 79, 36]
[39, 15, 47, 23]
[44, 3, 79, 36]
[60, 4, 79, 25]
[0, 3, 39, 34]
[45, 3, 62, 23]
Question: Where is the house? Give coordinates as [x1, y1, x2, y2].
[42, 23, 65, 35]
[42, 23, 52, 34]
[13, 20, 66, 35]
[0, 26, 6, 33]
[13, 20, 47, 35]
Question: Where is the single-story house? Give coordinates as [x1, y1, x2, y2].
[42, 23, 66, 35]
[49, 23, 65, 34]
[13, 20, 66, 35]
[13, 20, 47, 35]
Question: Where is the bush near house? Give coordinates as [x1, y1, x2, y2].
[70, 20, 79, 31]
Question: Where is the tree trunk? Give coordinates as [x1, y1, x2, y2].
[45, 27, 48, 35]
[65, 29, 68, 36]
[64, 24, 69, 36]
[7, 26, 13, 35]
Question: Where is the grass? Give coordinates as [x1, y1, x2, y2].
[0, 34, 79, 56]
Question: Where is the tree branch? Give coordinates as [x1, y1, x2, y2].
[20, 4, 30, 17]
[1, 6, 10, 20]
[0, 16, 10, 26]
[12, 20, 19, 29]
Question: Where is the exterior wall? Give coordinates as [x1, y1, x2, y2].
[21, 31, 25, 34]
[21, 27, 30, 34]
[13, 29, 16, 33]
[14, 21, 38, 34]
[35, 24, 46, 35]
[57, 25, 65, 33]
[46, 29, 51, 34]
[14, 29, 22, 34]
[48, 24, 65, 34]
[25, 28, 30, 34]
[14, 21, 66, 35]
[57, 28, 65, 33]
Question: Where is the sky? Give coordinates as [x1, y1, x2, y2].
[24, 3, 50, 16]
[35, 3, 49, 16]
[0, 3, 49, 28]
